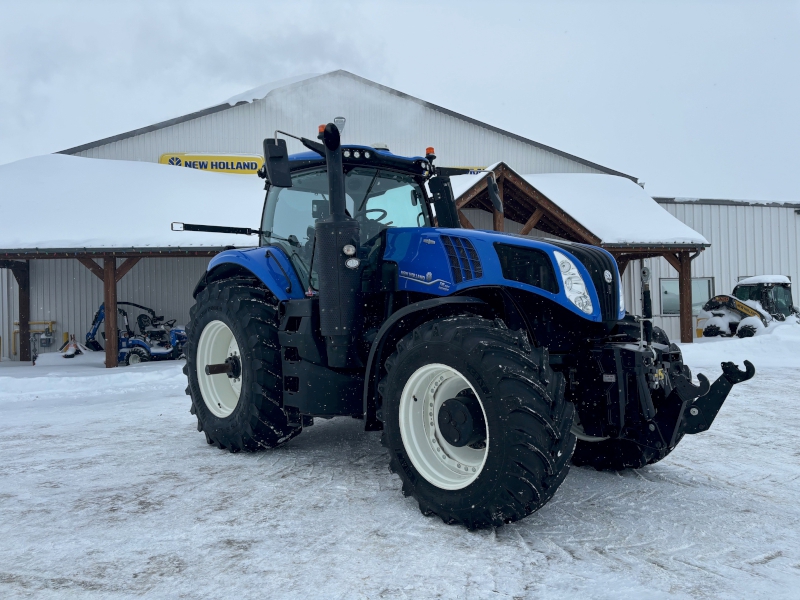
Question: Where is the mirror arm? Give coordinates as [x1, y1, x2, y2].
[274, 129, 325, 156]
[171, 222, 262, 236]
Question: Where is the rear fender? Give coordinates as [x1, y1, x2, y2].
[361, 296, 494, 431]
[193, 247, 305, 301]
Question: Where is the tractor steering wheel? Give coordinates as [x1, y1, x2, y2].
[364, 208, 388, 222]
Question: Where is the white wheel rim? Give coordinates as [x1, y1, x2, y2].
[197, 320, 242, 418]
[128, 352, 141, 364]
[398, 363, 489, 490]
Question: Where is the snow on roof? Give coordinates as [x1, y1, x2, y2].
[522, 173, 709, 246]
[447, 163, 502, 200]
[737, 275, 791, 285]
[223, 73, 322, 106]
[0, 155, 266, 251]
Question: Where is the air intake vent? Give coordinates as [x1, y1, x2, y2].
[441, 235, 483, 283]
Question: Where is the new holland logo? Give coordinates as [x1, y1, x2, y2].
[159, 153, 264, 175]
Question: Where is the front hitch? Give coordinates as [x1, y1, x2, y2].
[669, 360, 755, 446]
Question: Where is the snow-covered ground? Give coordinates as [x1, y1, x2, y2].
[1, 325, 799, 599]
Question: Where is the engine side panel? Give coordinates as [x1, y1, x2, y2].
[382, 227, 609, 323]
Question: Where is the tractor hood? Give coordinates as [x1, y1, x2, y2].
[383, 228, 625, 323]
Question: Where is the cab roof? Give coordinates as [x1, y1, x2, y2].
[288, 145, 430, 177]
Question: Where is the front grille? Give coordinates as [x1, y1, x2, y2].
[441, 235, 483, 283]
[547, 241, 619, 321]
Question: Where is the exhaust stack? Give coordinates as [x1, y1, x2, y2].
[315, 123, 362, 368]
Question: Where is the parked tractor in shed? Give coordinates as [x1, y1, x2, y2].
[174, 122, 754, 528]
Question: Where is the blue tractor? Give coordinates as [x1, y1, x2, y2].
[86, 302, 187, 365]
[176, 123, 754, 528]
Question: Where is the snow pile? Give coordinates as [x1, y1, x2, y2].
[522, 173, 709, 246]
[0, 154, 266, 250]
[683, 318, 800, 370]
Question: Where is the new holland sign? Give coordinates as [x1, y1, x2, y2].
[159, 153, 264, 175]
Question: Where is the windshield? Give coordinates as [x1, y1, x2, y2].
[261, 167, 430, 288]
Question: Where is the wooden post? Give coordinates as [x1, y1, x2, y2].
[103, 257, 118, 367]
[15, 261, 31, 362]
[493, 177, 504, 232]
[678, 251, 693, 343]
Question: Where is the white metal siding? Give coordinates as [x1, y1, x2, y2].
[74, 74, 607, 176]
[622, 202, 800, 341]
[0, 257, 208, 361]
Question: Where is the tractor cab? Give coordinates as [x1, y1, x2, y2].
[733, 276, 796, 320]
[260, 147, 432, 291]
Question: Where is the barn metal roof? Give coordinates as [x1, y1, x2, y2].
[58, 70, 637, 182]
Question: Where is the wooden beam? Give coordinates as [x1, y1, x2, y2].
[492, 177, 504, 232]
[103, 258, 118, 368]
[455, 176, 489, 210]
[0, 249, 221, 260]
[678, 251, 693, 343]
[519, 208, 545, 236]
[115, 257, 141, 283]
[77, 257, 105, 281]
[458, 211, 475, 229]
[14, 261, 31, 362]
[663, 253, 682, 273]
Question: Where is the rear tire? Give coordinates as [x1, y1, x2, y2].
[380, 316, 576, 528]
[703, 324, 722, 337]
[184, 279, 300, 452]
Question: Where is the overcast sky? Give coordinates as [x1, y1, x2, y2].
[1, 0, 798, 201]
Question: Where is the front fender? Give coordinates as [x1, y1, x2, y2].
[196, 247, 306, 301]
[361, 296, 493, 430]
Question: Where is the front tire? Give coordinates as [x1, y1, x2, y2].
[126, 347, 149, 365]
[380, 316, 576, 528]
[184, 279, 300, 452]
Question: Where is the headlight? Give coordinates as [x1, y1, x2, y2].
[554, 251, 593, 314]
[618, 273, 625, 315]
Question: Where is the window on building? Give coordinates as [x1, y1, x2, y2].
[660, 278, 714, 315]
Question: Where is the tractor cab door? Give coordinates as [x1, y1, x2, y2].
[261, 167, 431, 291]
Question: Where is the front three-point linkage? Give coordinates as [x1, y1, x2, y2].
[667, 360, 756, 447]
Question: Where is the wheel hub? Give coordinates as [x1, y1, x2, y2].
[398, 363, 489, 490]
[197, 320, 242, 418]
[437, 392, 486, 447]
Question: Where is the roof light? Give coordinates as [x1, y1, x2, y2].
[364, 151, 371, 158]
[426, 147, 435, 155]
[354, 151, 361, 158]
[318, 124, 325, 133]
[343, 150, 351, 158]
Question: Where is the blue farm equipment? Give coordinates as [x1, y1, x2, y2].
[174, 122, 754, 528]
[86, 302, 187, 365]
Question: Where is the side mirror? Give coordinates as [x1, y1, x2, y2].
[487, 175, 503, 214]
[262, 138, 293, 187]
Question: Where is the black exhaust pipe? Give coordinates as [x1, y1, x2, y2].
[315, 123, 362, 368]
